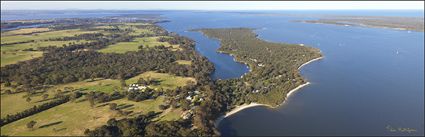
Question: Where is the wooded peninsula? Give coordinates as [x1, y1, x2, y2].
[196, 28, 322, 107]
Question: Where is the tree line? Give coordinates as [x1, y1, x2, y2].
[0, 94, 77, 127]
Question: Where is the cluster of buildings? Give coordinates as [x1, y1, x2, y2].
[127, 83, 147, 92]
[181, 90, 205, 120]
[185, 90, 204, 103]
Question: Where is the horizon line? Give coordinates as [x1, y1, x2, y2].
[2, 9, 424, 11]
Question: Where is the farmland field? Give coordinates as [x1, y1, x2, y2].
[0, 96, 166, 136]
[1, 92, 48, 118]
[1, 28, 51, 36]
[1, 29, 98, 45]
[98, 37, 179, 53]
[126, 71, 196, 90]
[0, 51, 43, 67]
[1, 40, 90, 66]
[1, 40, 90, 51]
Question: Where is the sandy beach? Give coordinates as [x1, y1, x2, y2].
[298, 56, 323, 70]
[214, 82, 311, 127]
[215, 56, 323, 127]
[215, 103, 271, 126]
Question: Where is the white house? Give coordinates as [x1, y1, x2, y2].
[186, 96, 193, 101]
[128, 83, 147, 92]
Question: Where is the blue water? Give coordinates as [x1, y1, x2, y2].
[220, 18, 424, 136]
[233, 10, 425, 17]
[158, 11, 424, 136]
[1, 10, 424, 136]
[157, 13, 251, 79]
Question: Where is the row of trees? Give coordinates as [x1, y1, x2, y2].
[127, 89, 159, 102]
[85, 91, 125, 108]
[84, 112, 208, 136]
[84, 112, 157, 136]
[0, 95, 75, 126]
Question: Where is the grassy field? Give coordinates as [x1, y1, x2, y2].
[1, 28, 51, 36]
[126, 71, 196, 90]
[1, 40, 90, 52]
[47, 71, 195, 94]
[1, 40, 90, 67]
[0, 51, 43, 67]
[93, 23, 153, 36]
[0, 71, 191, 119]
[0, 81, 75, 119]
[1, 29, 97, 45]
[0, 78, 119, 118]
[129, 28, 155, 36]
[48, 79, 122, 94]
[1, 30, 95, 66]
[0, 76, 185, 135]
[0, 96, 166, 136]
[175, 60, 192, 65]
[108, 96, 165, 118]
[156, 108, 183, 122]
[1, 92, 48, 118]
[98, 37, 179, 54]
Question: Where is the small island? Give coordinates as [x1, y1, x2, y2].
[195, 28, 322, 123]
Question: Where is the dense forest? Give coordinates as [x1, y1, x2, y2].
[0, 42, 212, 86]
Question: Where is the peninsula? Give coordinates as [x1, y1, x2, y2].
[196, 28, 322, 124]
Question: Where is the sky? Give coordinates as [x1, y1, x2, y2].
[1, 1, 424, 11]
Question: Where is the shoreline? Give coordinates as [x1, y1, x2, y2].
[214, 103, 271, 127]
[194, 29, 324, 127]
[298, 56, 324, 70]
[215, 56, 323, 127]
[196, 30, 252, 79]
[298, 20, 423, 32]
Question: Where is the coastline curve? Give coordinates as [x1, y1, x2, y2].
[215, 56, 323, 127]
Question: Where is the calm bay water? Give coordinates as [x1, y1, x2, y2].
[2, 10, 424, 136]
[159, 11, 424, 136]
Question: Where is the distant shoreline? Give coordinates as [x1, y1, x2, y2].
[215, 56, 323, 127]
[297, 16, 424, 32]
